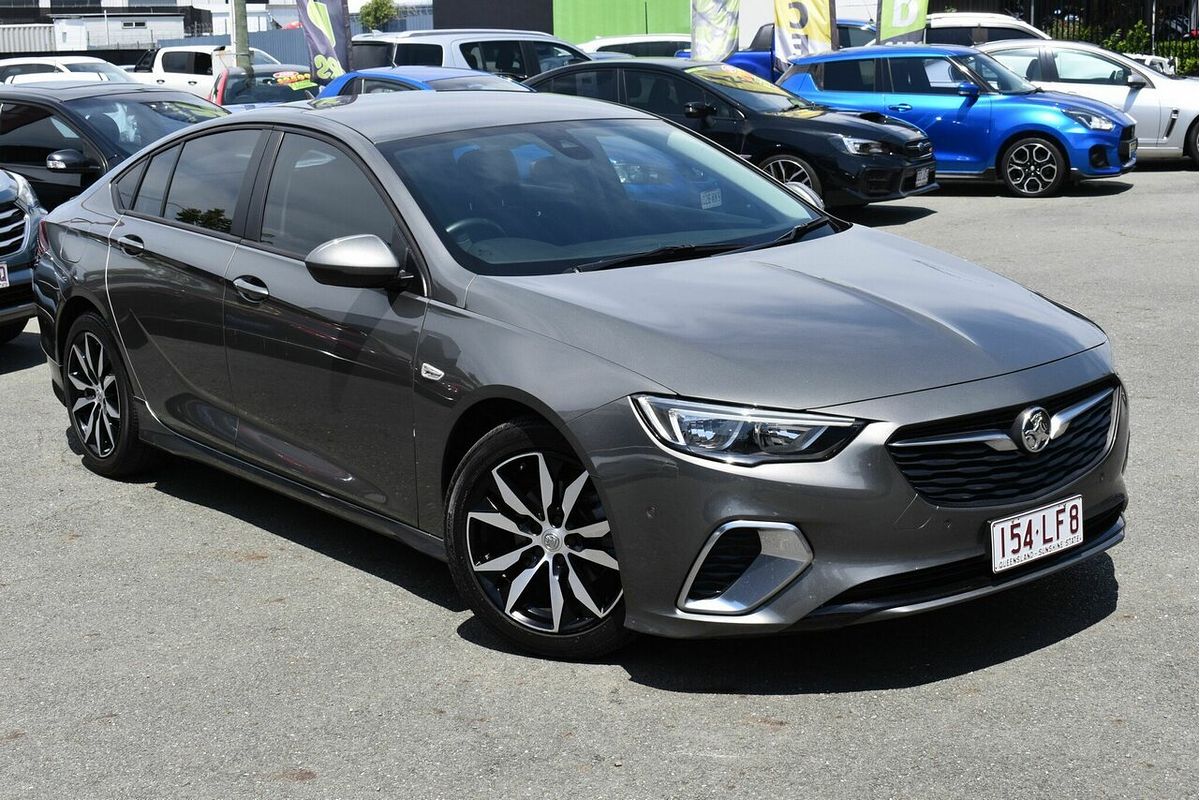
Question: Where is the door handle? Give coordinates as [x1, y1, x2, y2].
[155, 79, 165, 84]
[187, 80, 198, 85]
[116, 235, 143, 256]
[888, 103, 912, 112]
[233, 276, 270, 303]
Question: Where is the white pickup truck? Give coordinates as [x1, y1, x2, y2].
[129, 45, 280, 97]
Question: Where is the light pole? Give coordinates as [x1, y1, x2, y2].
[232, 0, 251, 69]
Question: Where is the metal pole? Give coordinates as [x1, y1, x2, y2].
[232, 0, 251, 69]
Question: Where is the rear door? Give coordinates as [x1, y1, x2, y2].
[223, 131, 426, 522]
[459, 40, 530, 78]
[105, 127, 266, 449]
[885, 55, 993, 174]
[804, 57, 888, 114]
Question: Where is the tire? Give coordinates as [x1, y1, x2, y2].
[445, 418, 634, 660]
[1000, 136, 1067, 198]
[759, 153, 823, 198]
[62, 312, 155, 479]
[0, 319, 26, 345]
[1185, 120, 1198, 168]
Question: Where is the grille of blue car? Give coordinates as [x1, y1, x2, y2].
[886, 378, 1119, 507]
[0, 201, 27, 260]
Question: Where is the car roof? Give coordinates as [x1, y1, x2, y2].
[354, 29, 564, 42]
[0, 56, 106, 65]
[926, 12, 1039, 24]
[792, 43, 978, 62]
[585, 33, 691, 43]
[214, 91, 651, 141]
[352, 65, 499, 81]
[534, 57, 722, 73]
[0, 81, 203, 102]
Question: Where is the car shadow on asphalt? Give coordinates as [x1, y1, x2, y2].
[833, 204, 937, 228]
[0, 330, 45, 375]
[932, 179, 1134, 199]
[459, 553, 1119, 692]
[146, 456, 468, 613]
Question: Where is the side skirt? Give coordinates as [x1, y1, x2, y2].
[135, 399, 448, 563]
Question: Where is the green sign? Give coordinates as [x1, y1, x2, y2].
[877, 0, 927, 43]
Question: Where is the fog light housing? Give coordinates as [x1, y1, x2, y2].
[678, 521, 813, 615]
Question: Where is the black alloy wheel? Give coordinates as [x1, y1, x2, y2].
[62, 313, 153, 477]
[445, 419, 634, 659]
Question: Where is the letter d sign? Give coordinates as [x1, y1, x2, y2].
[892, 0, 919, 27]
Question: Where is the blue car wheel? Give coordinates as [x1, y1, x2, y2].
[1000, 137, 1067, 198]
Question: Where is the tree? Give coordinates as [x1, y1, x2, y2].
[359, 0, 397, 32]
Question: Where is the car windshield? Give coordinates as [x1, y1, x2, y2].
[65, 94, 228, 156]
[380, 118, 824, 276]
[685, 63, 813, 112]
[951, 52, 1037, 94]
[65, 62, 134, 82]
[225, 69, 318, 104]
[426, 74, 530, 92]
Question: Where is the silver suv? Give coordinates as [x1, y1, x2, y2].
[351, 29, 590, 81]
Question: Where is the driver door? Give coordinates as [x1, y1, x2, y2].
[885, 56, 993, 175]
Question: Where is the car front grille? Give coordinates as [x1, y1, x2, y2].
[886, 378, 1119, 507]
[904, 138, 934, 158]
[0, 201, 26, 260]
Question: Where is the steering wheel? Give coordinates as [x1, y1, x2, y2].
[446, 217, 507, 241]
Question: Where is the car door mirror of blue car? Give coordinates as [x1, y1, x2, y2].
[957, 81, 981, 98]
[304, 234, 413, 290]
[46, 149, 99, 174]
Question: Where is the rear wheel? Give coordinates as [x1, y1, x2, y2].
[62, 313, 154, 478]
[445, 419, 634, 659]
[1000, 136, 1066, 198]
[759, 153, 823, 198]
[0, 319, 26, 345]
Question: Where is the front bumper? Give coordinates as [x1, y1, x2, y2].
[825, 151, 939, 205]
[0, 206, 41, 327]
[1069, 123, 1137, 180]
[567, 347, 1127, 639]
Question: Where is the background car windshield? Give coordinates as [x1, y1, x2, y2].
[686, 64, 810, 112]
[952, 52, 1036, 93]
[226, 70, 318, 104]
[65, 94, 227, 155]
[381, 118, 821, 276]
[426, 75, 530, 92]
[65, 62, 134, 82]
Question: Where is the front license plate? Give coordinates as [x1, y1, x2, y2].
[915, 167, 931, 187]
[990, 495, 1083, 573]
[0, 262, 8, 290]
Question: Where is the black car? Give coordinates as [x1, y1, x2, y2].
[0, 81, 226, 210]
[527, 58, 937, 207]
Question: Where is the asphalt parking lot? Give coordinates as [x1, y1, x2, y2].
[1, 166, 1196, 799]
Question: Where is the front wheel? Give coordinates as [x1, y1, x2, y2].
[445, 419, 634, 659]
[1184, 119, 1197, 167]
[1000, 137, 1066, 197]
[759, 153, 823, 198]
[62, 313, 154, 478]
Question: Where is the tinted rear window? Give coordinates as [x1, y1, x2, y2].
[819, 59, 878, 91]
[225, 69, 318, 104]
[352, 42, 393, 69]
[394, 43, 443, 66]
[163, 130, 260, 233]
[541, 70, 618, 101]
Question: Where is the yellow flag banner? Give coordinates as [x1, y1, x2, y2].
[773, 0, 837, 70]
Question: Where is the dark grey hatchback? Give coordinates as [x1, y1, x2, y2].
[34, 92, 1128, 659]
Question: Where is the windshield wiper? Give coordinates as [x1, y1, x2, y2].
[565, 242, 740, 273]
[728, 218, 835, 255]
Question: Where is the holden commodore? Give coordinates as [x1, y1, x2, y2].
[33, 92, 1128, 658]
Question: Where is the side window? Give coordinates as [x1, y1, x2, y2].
[839, 26, 875, 48]
[133, 50, 155, 72]
[991, 47, 1043, 81]
[889, 57, 967, 94]
[351, 42, 393, 69]
[985, 27, 1033, 42]
[193, 52, 213, 76]
[818, 59, 877, 92]
[546, 70, 618, 101]
[361, 78, 414, 94]
[112, 161, 146, 210]
[0, 64, 58, 82]
[624, 70, 703, 115]
[163, 130, 260, 233]
[393, 43, 443, 66]
[532, 42, 587, 74]
[0, 103, 96, 167]
[925, 26, 975, 46]
[460, 40, 528, 77]
[131, 145, 180, 216]
[260, 134, 398, 258]
[1053, 50, 1130, 85]
[160, 51, 190, 73]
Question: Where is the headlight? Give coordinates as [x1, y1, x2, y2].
[1064, 110, 1115, 131]
[8, 171, 40, 211]
[633, 395, 863, 464]
[830, 134, 890, 155]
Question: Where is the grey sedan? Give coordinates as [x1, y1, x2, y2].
[33, 92, 1129, 658]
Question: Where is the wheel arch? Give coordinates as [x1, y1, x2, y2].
[993, 128, 1071, 175]
[55, 292, 107, 365]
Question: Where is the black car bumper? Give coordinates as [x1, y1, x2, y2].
[825, 153, 938, 206]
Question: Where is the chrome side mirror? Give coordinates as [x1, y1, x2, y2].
[785, 181, 825, 210]
[305, 234, 412, 289]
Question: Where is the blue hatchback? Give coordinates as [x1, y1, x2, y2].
[318, 66, 531, 98]
[780, 45, 1137, 197]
